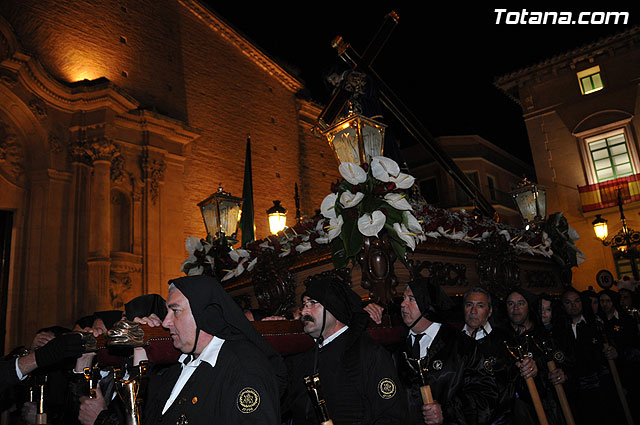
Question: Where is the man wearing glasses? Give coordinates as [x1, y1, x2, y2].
[283, 275, 406, 424]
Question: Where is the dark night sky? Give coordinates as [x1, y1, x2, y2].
[206, 3, 636, 167]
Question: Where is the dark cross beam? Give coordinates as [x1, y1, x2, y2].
[317, 12, 496, 218]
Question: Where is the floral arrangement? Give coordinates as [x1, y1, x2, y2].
[180, 157, 584, 280]
[319, 156, 425, 268]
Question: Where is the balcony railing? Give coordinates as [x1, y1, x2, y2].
[578, 173, 640, 212]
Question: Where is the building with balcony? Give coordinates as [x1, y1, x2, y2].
[495, 27, 640, 289]
[402, 135, 534, 227]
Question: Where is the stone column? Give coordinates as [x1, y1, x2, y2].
[87, 139, 118, 311]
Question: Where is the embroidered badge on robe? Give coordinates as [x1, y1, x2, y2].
[553, 350, 565, 363]
[432, 360, 443, 371]
[483, 356, 496, 374]
[237, 387, 260, 413]
[378, 378, 397, 399]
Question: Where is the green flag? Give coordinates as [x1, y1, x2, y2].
[241, 136, 255, 245]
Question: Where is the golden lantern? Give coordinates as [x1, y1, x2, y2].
[321, 112, 387, 164]
[267, 200, 287, 234]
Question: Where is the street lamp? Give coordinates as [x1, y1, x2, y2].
[511, 178, 547, 229]
[321, 111, 387, 164]
[267, 200, 287, 234]
[592, 190, 640, 280]
[198, 185, 243, 245]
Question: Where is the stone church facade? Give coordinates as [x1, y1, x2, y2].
[0, 0, 340, 349]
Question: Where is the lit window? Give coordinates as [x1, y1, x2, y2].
[577, 65, 603, 95]
[587, 130, 633, 182]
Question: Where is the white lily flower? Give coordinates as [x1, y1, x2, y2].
[357, 211, 386, 237]
[403, 211, 422, 234]
[185, 236, 203, 255]
[371, 156, 400, 182]
[384, 192, 413, 211]
[221, 259, 247, 281]
[321, 193, 338, 219]
[279, 247, 291, 257]
[315, 236, 330, 244]
[247, 257, 258, 272]
[295, 242, 312, 253]
[390, 172, 415, 189]
[393, 222, 416, 251]
[340, 191, 364, 208]
[229, 248, 249, 263]
[180, 257, 197, 273]
[327, 215, 344, 241]
[338, 162, 367, 185]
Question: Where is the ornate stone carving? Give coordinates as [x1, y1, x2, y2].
[0, 119, 24, 178]
[28, 97, 47, 120]
[141, 156, 166, 204]
[49, 135, 63, 154]
[0, 74, 17, 87]
[88, 138, 119, 162]
[109, 271, 132, 309]
[110, 154, 131, 185]
[69, 137, 120, 165]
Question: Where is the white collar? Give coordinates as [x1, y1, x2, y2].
[462, 321, 492, 340]
[318, 325, 349, 348]
[410, 321, 442, 341]
[573, 315, 586, 326]
[179, 336, 225, 368]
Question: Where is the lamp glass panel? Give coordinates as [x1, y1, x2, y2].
[268, 213, 287, 234]
[362, 124, 383, 163]
[514, 190, 537, 222]
[200, 203, 219, 236]
[331, 126, 361, 164]
[593, 222, 608, 240]
[535, 188, 546, 219]
[218, 200, 241, 236]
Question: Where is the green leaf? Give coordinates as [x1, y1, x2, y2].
[389, 238, 409, 264]
[341, 216, 364, 258]
[331, 237, 348, 269]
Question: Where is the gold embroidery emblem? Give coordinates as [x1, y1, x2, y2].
[553, 350, 565, 363]
[378, 378, 396, 399]
[237, 387, 260, 413]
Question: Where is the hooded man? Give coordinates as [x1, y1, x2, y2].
[143, 275, 285, 425]
[284, 275, 407, 424]
[397, 278, 496, 425]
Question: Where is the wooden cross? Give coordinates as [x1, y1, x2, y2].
[316, 11, 496, 218]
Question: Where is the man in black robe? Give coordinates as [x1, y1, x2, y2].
[143, 275, 286, 425]
[285, 275, 407, 424]
[461, 287, 539, 425]
[396, 278, 496, 425]
[558, 286, 625, 425]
